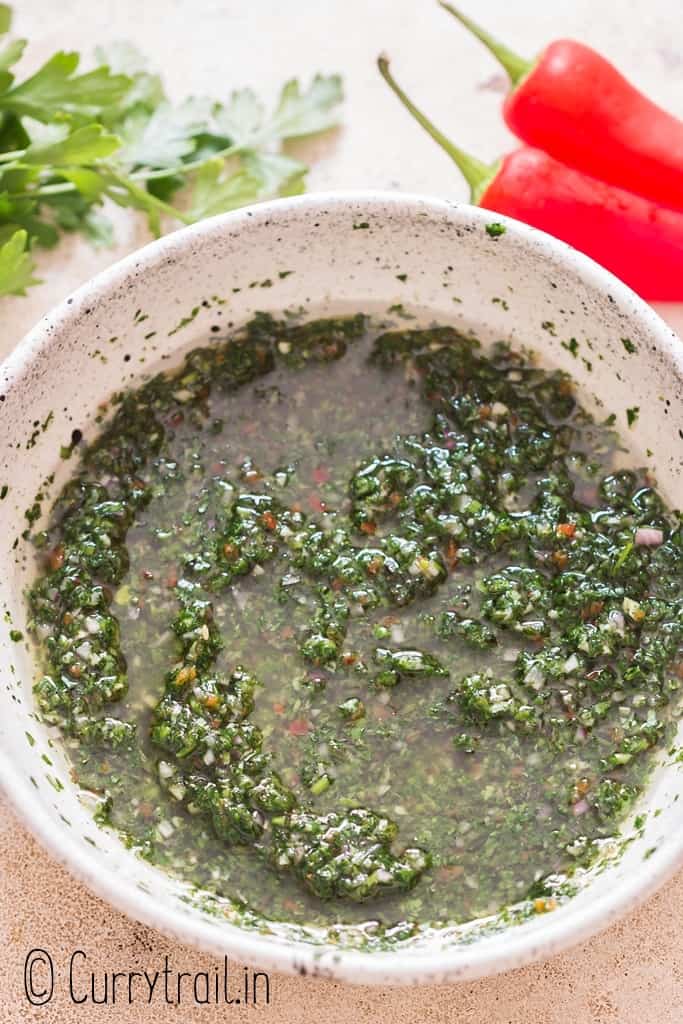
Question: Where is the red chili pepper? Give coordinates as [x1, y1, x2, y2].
[288, 718, 310, 736]
[440, 3, 683, 213]
[378, 56, 683, 301]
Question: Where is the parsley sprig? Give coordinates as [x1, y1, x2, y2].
[0, 5, 342, 296]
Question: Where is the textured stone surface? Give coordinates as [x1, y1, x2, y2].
[1, 1, 682, 1020]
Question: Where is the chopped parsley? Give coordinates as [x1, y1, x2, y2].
[26, 314, 681, 946]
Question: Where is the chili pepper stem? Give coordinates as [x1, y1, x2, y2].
[377, 54, 498, 204]
[438, 2, 532, 86]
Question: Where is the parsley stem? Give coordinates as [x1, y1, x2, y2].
[10, 177, 192, 224]
[129, 141, 244, 181]
[11, 181, 75, 197]
[107, 172, 194, 225]
[6, 141, 246, 204]
[0, 147, 27, 163]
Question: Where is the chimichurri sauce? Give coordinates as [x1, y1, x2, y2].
[28, 315, 683, 943]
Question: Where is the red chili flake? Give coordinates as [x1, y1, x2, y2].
[556, 522, 576, 538]
[359, 521, 377, 535]
[312, 466, 330, 485]
[141, 569, 154, 580]
[342, 653, 357, 666]
[47, 544, 65, 571]
[165, 571, 178, 588]
[436, 865, 465, 881]
[307, 494, 326, 513]
[261, 511, 277, 531]
[273, 702, 285, 715]
[445, 538, 459, 569]
[288, 718, 310, 736]
[581, 600, 604, 621]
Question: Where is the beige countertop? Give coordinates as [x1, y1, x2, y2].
[1, 2, 682, 1020]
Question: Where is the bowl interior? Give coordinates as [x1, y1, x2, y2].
[1, 194, 682, 984]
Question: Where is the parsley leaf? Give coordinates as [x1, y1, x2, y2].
[242, 151, 307, 197]
[212, 88, 266, 148]
[0, 51, 132, 121]
[187, 159, 262, 221]
[0, 7, 343, 298]
[24, 124, 120, 166]
[214, 73, 343, 146]
[94, 42, 164, 119]
[117, 98, 211, 169]
[0, 36, 25, 72]
[187, 152, 307, 221]
[268, 74, 343, 140]
[0, 229, 39, 295]
[57, 167, 108, 201]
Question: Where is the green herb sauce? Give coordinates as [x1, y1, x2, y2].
[27, 314, 683, 944]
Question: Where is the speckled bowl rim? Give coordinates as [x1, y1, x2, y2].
[1, 191, 682, 986]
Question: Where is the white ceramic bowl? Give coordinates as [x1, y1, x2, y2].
[1, 193, 682, 985]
